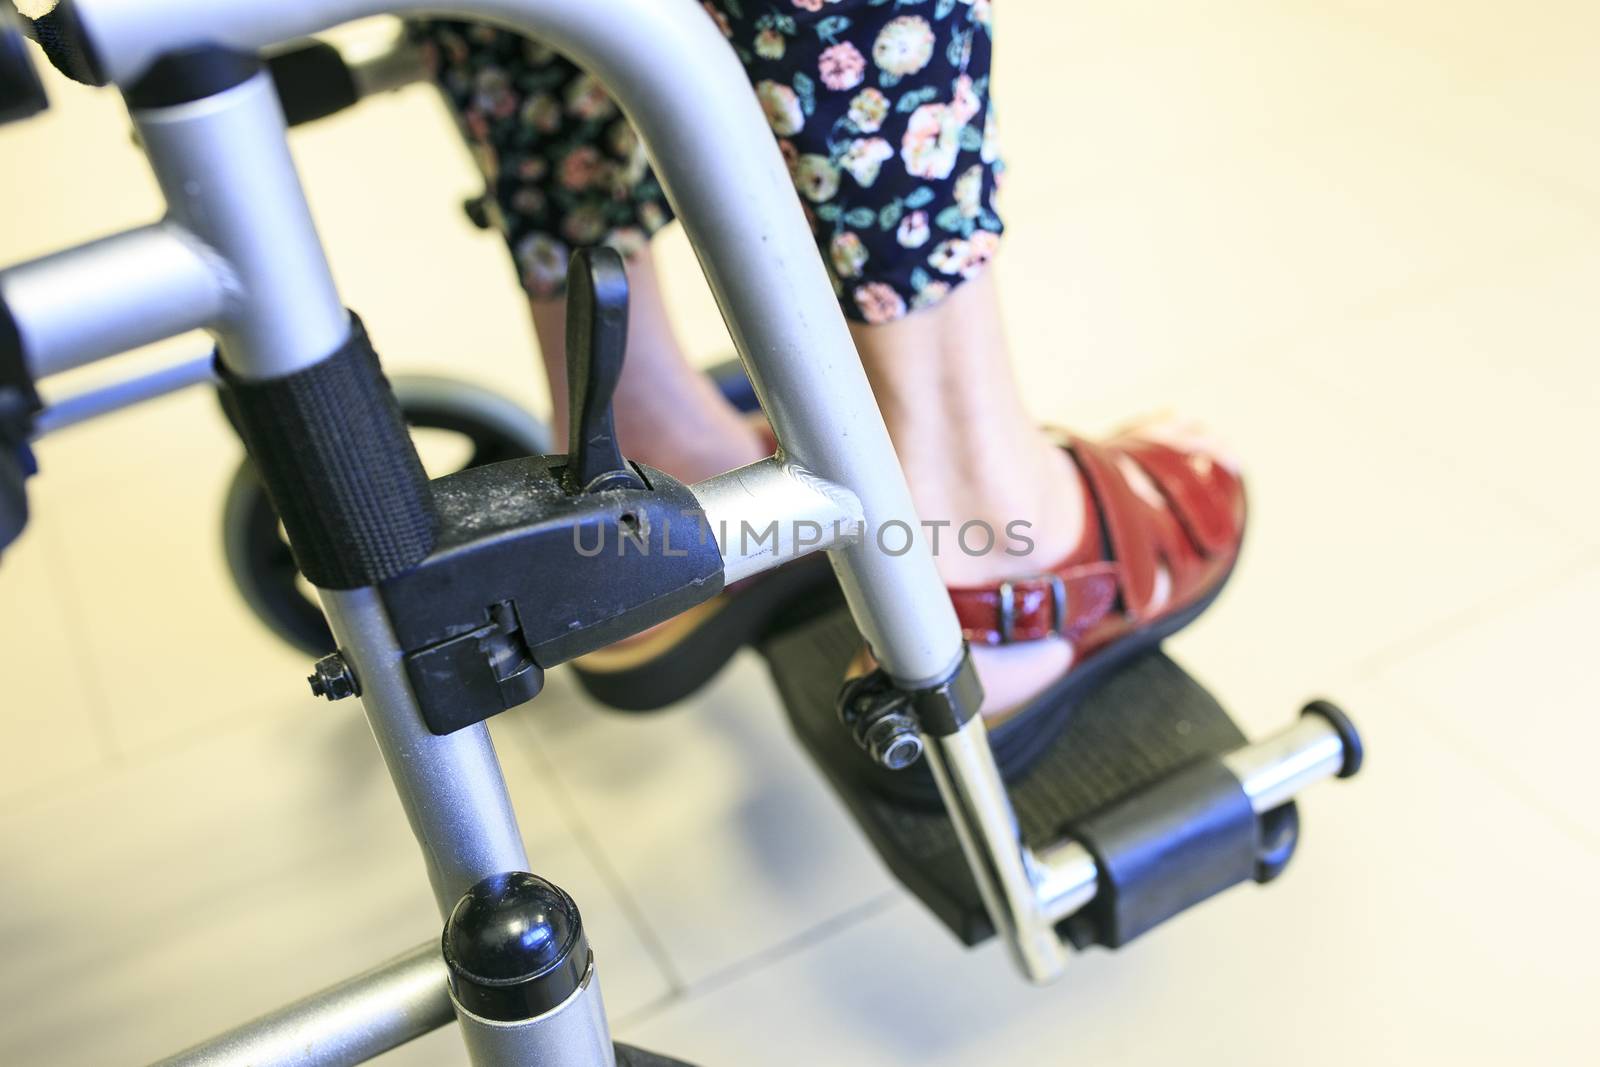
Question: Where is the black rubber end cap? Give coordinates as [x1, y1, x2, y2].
[443, 872, 589, 1023]
[1302, 699, 1364, 779]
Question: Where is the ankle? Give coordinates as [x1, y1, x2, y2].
[900, 432, 1085, 589]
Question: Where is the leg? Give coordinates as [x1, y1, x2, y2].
[526, 247, 765, 484]
[850, 270, 1085, 714]
[731, 1, 1241, 718]
[411, 19, 761, 483]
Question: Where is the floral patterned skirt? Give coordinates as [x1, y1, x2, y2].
[410, 0, 1001, 324]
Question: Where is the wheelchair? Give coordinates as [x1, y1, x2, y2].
[0, 3, 1363, 1065]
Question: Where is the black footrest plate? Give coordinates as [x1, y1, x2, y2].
[759, 596, 1295, 947]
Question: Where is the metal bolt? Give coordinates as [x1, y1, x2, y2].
[839, 673, 925, 771]
[308, 653, 360, 702]
[861, 712, 925, 770]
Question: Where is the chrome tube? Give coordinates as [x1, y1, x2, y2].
[150, 942, 453, 1067]
[320, 587, 531, 917]
[132, 68, 349, 381]
[454, 961, 615, 1067]
[1222, 714, 1346, 814]
[690, 457, 863, 585]
[31, 353, 215, 436]
[923, 718, 1071, 984]
[1030, 839, 1098, 926]
[0, 223, 229, 380]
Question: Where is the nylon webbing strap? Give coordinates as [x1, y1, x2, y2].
[218, 315, 437, 589]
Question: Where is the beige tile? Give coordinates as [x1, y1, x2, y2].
[26, 385, 315, 758]
[994, 122, 1595, 431]
[0, 521, 111, 801]
[620, 708, 1600, 1066]
[517, 656, 898, 988]
[1360, 560, 1600, 846]
[1278, 244, 1600, 543]
[0, 702, 669, 1067]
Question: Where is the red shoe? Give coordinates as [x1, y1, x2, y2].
[951, 428, 1247, 770]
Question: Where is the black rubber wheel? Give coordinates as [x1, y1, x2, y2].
[223, 376, 549, 657]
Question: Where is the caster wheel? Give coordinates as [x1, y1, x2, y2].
[224, 376, 550, 658]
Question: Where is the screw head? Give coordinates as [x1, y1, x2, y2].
[308, 653, 359, 701]
[861, 712, 924, 770]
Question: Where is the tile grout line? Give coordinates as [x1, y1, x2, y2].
[1409, 702, 1600, 859]
[34, 526, 125, 769]
[1345, 547, 1600, 858]
[612, 891, 901, 1034]
[1350, 546, 1600, 685]
[504, 709, 693, 998]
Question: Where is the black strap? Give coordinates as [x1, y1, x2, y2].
[217, 315, 438, 589]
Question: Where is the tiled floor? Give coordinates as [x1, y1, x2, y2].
[2, 4, 1597, 1064]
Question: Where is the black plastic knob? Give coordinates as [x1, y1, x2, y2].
[443, 872, 590, 1023]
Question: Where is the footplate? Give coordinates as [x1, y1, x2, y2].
[759, 593, 1358, 964]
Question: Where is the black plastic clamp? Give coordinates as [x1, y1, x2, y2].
[1060, 756, 1273, 950]
[378, 249, 724, 735]
[265, 39, 360, 127]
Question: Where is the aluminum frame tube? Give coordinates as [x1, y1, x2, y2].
[454, 961, 615, 1067]
[149, 941, 453, 1067]
[690, 457, 864, 585]
[131, 68, 349, 382]
[31, 352, 215, 436]
[0, 223, 229, 380]
[72, 0, 967, 688]
[320, 587, 531, 917]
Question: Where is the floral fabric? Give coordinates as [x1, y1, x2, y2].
[411, 0, 1001, 324]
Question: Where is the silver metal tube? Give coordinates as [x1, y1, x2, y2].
[1030, 839, 1098, 926]
[31, 353, 215, 436]
[320, 587, 530, 917]
[690, 458, 863, 585]
[0, 223, 229, 380]
[1223, 715, 1346, 814]
[75, 0, 968, 686]
[924, 718, 1071, 984]
[454, 959, 615, 1067]
[132, 68, 349, 381]
[150, 942, 453, 1067]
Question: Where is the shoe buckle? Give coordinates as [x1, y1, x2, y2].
[997, 574, 1068, 645]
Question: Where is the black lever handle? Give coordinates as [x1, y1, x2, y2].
[564, 247, 645, 494]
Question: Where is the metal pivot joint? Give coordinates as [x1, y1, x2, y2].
[837, 648, 983, 769]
